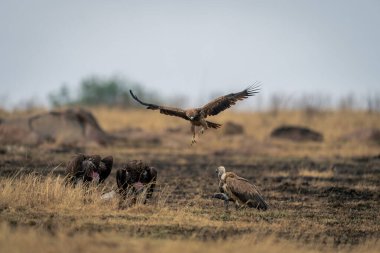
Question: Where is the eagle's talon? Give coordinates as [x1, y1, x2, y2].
[197, 128, 205, 137]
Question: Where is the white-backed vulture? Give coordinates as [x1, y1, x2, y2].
[213, 166, 268, 211]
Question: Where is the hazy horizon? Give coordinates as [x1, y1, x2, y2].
[0, 0, 379, 109]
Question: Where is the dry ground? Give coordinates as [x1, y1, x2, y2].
[0, 108, 379, 252]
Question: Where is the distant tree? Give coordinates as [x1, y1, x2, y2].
[78, 76, 131, 106]
[48, 75, 168, 108]
[48, 84, 72, 107]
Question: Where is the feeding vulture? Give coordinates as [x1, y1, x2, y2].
[65, 154, 113, 186]
[129, 83, 260, 144]
[116, 160, 157, 205]
[213, 166, 268, 211]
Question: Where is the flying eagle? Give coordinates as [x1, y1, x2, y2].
[213, 166, 268, 211]
[129, 83, 260, 144]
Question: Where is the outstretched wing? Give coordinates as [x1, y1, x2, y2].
[149, 167, 158, 182]
[66, 154, 85, 175]
[226, 176, 268, 210]
[146, 167, 158, 199]
[116, 169, 129, 191]
[201, 83, 260, 117]
[129, 90, 189, 120]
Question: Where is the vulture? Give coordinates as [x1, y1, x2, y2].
[116, 160, 157, 205]
[65, 154, 113, 186]
[213, 166, 268, 211]
[129, 83, 260, 144]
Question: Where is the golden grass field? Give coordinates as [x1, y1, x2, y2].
[0, 108, 379, 252]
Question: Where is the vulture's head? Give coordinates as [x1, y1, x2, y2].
[139, 167, 157, 184]
[121, 168, 149, 192]
[82, 155, 101, 183]
[133, 167, 156, 193]
[216, 166, 226, 180]
[100, 156, 113, 171]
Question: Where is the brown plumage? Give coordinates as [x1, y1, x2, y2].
[65, 154, 113, 186]
[214, 166, 268, 210]
[116, 160, 157, 205]
[98, 156, 113, 183]
[129, 83, 260, 144]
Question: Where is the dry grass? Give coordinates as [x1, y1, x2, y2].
[1, 107, 379, 158]
[0, 167, 379, 252]
[90, 108, 380, 140]
[0, 174, 95, 211]
[1, 224, 379, 253]
[0, 173, 171, 214]
[298, 168, 334, 178]
[86, 108, 380, 158]
[1, 108, 380, 252]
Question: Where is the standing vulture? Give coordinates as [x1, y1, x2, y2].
[129, 83, 260, 144]
[65, 154, 113, 186]
[116, 160, 157, 205]
[213, 166, 268, 211]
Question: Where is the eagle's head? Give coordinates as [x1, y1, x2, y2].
[186, 110, 198, 121]
[216, 166, 226, 180]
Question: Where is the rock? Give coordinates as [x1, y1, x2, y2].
[0, 108, 113, 146]
[101, 190, 116, 201]
[339, 128, 380, 145]
[166, 126, 184, 133]
[223, 121, 245, 135]
[0, 118, 40, 145]
[270, 125, 323, 142]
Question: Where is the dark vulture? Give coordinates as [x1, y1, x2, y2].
[65, 154, 113, 186]
[116, 160, 157, 204]
[130, 83, 260, 144]
[213, 166, 268, 211]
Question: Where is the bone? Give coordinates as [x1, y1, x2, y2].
[101, 190, 116, 200]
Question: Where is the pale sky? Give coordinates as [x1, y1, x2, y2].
[0, 0, 379, 108]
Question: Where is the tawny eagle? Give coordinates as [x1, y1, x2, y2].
[213, 166, 268, 211]
[129, 84, 260, 144]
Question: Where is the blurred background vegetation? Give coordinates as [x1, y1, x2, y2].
[46, 75, 190, 110]
[0, 72, 377, 114]
[48, 75, 159, 108]
[44, 74, 380, 114]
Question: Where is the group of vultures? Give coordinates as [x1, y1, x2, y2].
[65, 154, 268, 211]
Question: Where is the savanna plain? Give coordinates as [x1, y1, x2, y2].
[0, 108, 379, 253]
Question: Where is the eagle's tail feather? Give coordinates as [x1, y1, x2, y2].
[206, 121, 222, 129]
